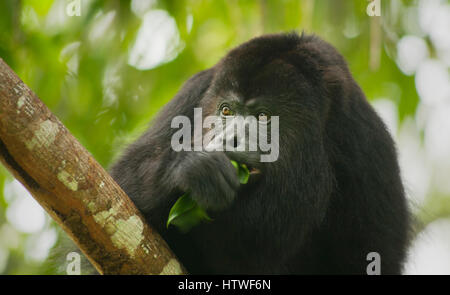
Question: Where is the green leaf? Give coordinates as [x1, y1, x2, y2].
[237, 163, 250, 184]
[231, 160, 250, 184]
[231, 159, 239, 171]
[166, 193, 212, 233]
[167, 160, 249, 233]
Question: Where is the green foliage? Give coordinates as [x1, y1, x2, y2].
[231, 160, 250, 185]
[166, 193, 212, 234]
[167, 160, 249, 232]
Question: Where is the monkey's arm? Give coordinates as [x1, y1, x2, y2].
[108, 70, 217, 230]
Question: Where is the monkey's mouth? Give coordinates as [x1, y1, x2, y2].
[225, 151, 262, 176]
[244, 163, 262, 187]
[244, 163, 261, 176]
[248, 166, 261, 175]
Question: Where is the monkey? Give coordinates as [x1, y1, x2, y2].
[67, 32, 411, 274]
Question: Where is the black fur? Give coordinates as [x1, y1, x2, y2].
[109, 33, 410, 274]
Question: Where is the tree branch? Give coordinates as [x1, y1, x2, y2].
[0, 58, 186, 275]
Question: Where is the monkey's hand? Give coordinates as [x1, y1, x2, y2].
[172, 151, 240, 211]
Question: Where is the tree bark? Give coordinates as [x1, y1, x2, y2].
[0, 58, 186, 275]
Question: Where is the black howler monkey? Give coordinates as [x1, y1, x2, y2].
[108, 32, 410, 274]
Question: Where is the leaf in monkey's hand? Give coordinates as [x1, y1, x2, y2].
[238, 163, 250, 184]
[166, 193, 212, 233]
[230, 160, 250, 184]
[167, 160, 249, 233]
[231, 160, 239, 171]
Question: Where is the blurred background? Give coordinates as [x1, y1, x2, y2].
[0, 0, 449, 274]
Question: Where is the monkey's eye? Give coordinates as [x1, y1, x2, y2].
[220, 105, 233, 117]
[257, 112, 270, 123]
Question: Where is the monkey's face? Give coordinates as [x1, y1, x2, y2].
[214, 93, 277, 177]
[195, 94, 270, 179]
[199, 61, 322, 176]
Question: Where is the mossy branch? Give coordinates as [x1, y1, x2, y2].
[0, 58, 186, 275]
